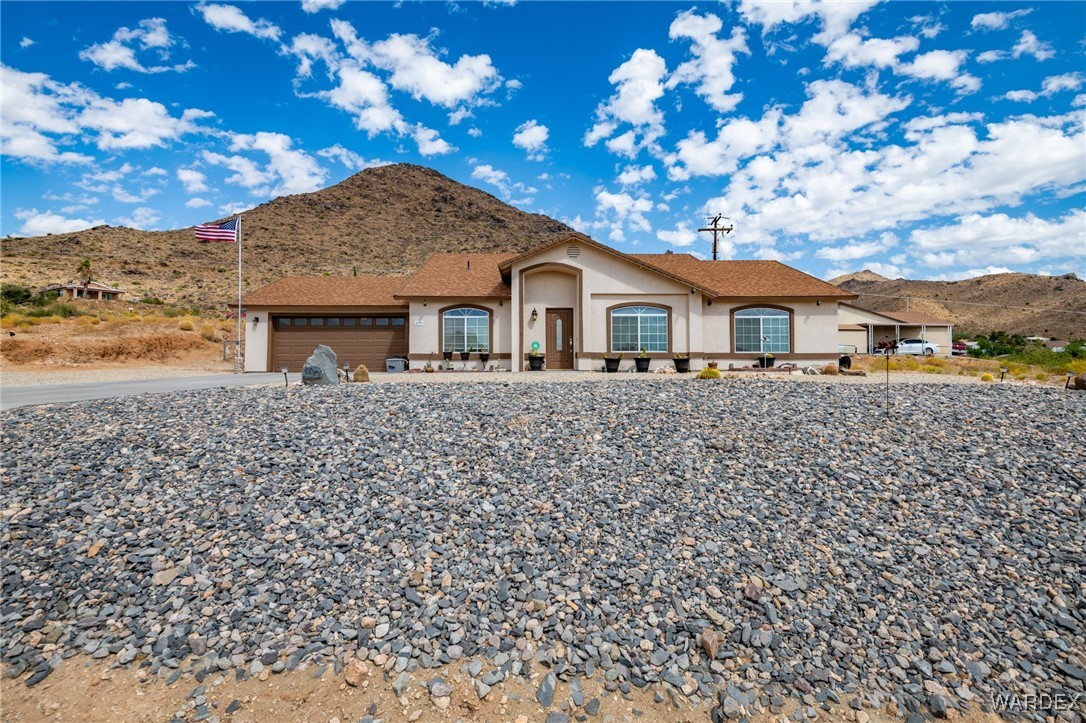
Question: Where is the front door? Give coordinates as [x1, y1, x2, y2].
[546, 309, 574, 369]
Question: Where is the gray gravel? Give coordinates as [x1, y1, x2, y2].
[2, 379, 1083, 722]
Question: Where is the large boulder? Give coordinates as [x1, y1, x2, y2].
[301, 344, 339, 385]
[1074, 372, 1086, 390]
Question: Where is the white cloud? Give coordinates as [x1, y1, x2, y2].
[301, 0, 345, 13]
[667, 110, 781, 180]
[898, 50, 980, 93]
[20, 38, 34, 48]
[911, 210, 1086, 265]
[219, 201, 251, 216]
[736, 0, 879, 38]
[185, 198, 212, 209]
[1042, 73, 1083, 96]
[970, 9, 1031, 31]
[79, 98, 212, 150]
[977, 50, 1007, 64]
[114, 206, 161, 229]
[666, 10, 748, 113]
[927, 266, 1015, 281]
[316, 144, 389, 171]
[656, 221, 701, 248]
[470, 164, 536, 202]
[512, 119, 548, 160]
[143, 167, 167, 177]
[448, 108, 472, 125]
[617, 164, 657, 186]
[595, 189, 654, 242]
[322, 64, 405, 135]
[196, 3, 281, 42]
[1004, 89, 1038, 103]
[823, 32, 919, 69]
[177, 168, 209, 193]
[15, 208, 107, 236]
[467, 127, 482, 138]
[815, 233, 897, 261]
[80, 18, 193, 74]
[1013, 31, 1054, 61]
[365, 32, 502, 109]
[412, 125, 455, 156]
[584, 48, 667, 156]
[231, 132, 327, 194]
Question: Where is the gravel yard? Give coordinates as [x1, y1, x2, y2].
[2, 378, 1083, 722]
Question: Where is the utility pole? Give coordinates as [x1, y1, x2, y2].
[697, 214, 735, 261]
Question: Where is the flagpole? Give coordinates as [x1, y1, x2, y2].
[236, 216, 243, 374]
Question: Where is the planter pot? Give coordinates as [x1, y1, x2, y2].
[707, 362, 719, 370]
[479, 353, 490, 367]
[442, 351, 453, 362]
[459, 352, 471, 363]
[604, 357, 621, 373]
[757, 357, 775, 368]
[634, 357, 650, 373]
[528, 355, 545, 371]
[673, 358, 690, 373]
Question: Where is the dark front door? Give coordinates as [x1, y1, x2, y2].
[546, 309, 574, 370]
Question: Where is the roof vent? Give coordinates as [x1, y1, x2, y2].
[566, 245, 581, 258]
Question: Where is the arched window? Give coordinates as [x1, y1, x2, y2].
[734, 308, 790, 353]
[442, 307, 489, 352]
[610, 305, 667, 352]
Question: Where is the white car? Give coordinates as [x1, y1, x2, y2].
[895, 338, 939, 356]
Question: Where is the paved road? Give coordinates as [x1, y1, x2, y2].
[0, 373, 287, 412]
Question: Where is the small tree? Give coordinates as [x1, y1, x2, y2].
[76, 258, 93, 299]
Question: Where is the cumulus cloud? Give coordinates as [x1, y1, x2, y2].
[1012, 30, 1055, 61]
[301, 0, 345, 13]
[177, 168, 209, 193]
[512, 120, 548, 160]
[815, 233, 897, 261]
[80, 98, 213, 150]
[80, 18, 193, 73]
[114, 206, 161, 229]
[666, 10, 748, 113]
[365, 32, 501, 108]
[196, 3, 281, 42]
[19, 37, 34, 49]
[898, 50, 980, 93]
[412, 125, 454, 156]
[185, 197, 212, 209]
[970, 9, 1032, 31]
[316, 144, 389, 171]
[594, 189, 654, 242]
[617, 164, 657, 186]
[203, 131, 327, 196]
[584, 48, 667, 157]
[470, 164, 536, 202]
[823, 32, 919, 69]
[656, 221, 702, 249]
[910, 210, 1085, 266]
[15, 208, 107, 236]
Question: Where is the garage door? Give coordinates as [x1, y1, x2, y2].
[272, 315, 407, 372]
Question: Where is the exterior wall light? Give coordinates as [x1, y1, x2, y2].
[530, 308, 538, 322]
[252, 316, 260, 329]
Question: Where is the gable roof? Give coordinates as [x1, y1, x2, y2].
[242, 275, 409, 307]
[43, 281, 125, 293]
[630, 254, 855, 299]
[395, 252, 517, 298]
[497, 233, 719, 295]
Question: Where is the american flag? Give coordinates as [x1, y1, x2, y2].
[194, 218, 238, 242]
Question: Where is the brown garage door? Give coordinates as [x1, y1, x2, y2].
[272, 315, 407, 372]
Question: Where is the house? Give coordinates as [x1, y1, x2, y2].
[838, 303, 954, 356]
[242, 233, 857, 373]
[41, 281, 126, 301]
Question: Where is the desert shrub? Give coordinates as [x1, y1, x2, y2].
[698, 368, 722, 379]
[199, 323, 218, 341]
[920, 364, 943, 374]
[76, 315, 101, 327]
[821, 364, 839, 375]
[1035, 371, 1049, 381]
[140, 296, 164, 305]
[1, 313, 29, 329]
[24, 302, 78, 318]
[178, 319, 195, 331]
[353, 363, 370, 383]
[980, 373, 994, 382]
[163, 307, 187, 318]
[0, 283, 33, 306]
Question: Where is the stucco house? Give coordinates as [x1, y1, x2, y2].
[41, 281, 126, 301]
[838, 303, 954, 356]
[242, 233, 857, 373]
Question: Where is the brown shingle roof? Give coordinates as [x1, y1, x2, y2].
[242, 275, 410, 307]
[629, 254, 856, 298]
[395, 253, 517, 298]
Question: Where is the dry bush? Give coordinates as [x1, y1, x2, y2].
[178, 319, 195, 331]
[200, 323, 218, 341]
[821, 364, 840, 375]
[353, 363, 370, 382]
[76, 315, 101, 327]
[1, 313, 30, 329]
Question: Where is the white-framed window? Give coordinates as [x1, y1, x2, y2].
[611, 305, 667, 352]
[443, 307, 489, 352]
[734, 308, 790, 353]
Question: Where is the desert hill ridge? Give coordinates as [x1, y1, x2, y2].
[1, 164, 571, 309]
[834, 269, 1085, 339]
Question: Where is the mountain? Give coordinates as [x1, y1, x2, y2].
[1, 164, 572, 309]
[834, 270, 1086, 340]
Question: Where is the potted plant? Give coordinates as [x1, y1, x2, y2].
[634, 348, 650, 373]
[706, 359, 719, 370]
[603, 352, 622, 373]
[673, 353, 690, 373]
[442, 347, 453, 364]
[460, 346, 472, 363]
[528, 350, 545, 371]
[478, 345, 490, 367]
[758, 353, 775, 368]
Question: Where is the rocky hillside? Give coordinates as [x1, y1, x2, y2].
[833, 271, 1086, 340]
[1, 164, 571, 309]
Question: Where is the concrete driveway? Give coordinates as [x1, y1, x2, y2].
[0, 373, 287, 412]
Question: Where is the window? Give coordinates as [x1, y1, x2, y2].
[327, 317, 340, 326]
[343, 318, 356, 326]
[443, 307, 489, 352]
[310, 318, 324, 327]
[610, 305, 667, 352]
[734, 308, 790, 353]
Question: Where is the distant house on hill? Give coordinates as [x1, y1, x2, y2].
[241, 233, 857, 373]
[41, 281, 126, 301]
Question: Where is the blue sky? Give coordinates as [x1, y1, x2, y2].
[2, 1, 1084, 281]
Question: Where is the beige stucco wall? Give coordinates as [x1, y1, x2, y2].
[244, 310, 268, 372]
[407, 298, 512, 369]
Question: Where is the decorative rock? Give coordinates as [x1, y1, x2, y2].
[153, 568, 178, 586]
[344, 660, 369, 687]
[301, 345, 339, 385]
[700, 629, 726, 660]
[537, 671, 557, 707]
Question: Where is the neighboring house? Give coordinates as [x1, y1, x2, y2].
[838, 303, 954, 356]
[41, 281, 125, 301]
[242, 233, 857, 372]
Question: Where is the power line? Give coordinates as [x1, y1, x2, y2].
[853, 292, 1086, 316]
